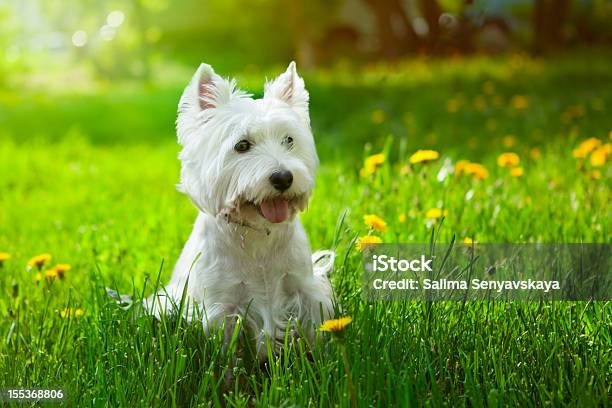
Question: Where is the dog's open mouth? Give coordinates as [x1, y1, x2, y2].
[259, 197, 290, 223]
[228, 194, 308, 225]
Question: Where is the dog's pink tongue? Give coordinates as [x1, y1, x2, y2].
[260, 198, 289, 223]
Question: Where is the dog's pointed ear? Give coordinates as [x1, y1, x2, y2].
[179, 63, 242, 114]
[264, 61, 309, 123]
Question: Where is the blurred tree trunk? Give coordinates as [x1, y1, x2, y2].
[549, 0, 570, 46]
[290, 0, 315, 68]
[419, 0, 442, 51]
[533, 0, 571, 53]
[362, 0, 419, 59]
[533, 0, 548, 53]
[453, 2, 476, 54]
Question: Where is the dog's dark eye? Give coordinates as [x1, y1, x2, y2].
[234, 140, 251, 153]
[283, 136, 294, 148]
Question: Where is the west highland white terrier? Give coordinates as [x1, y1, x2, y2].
[144, 62, 334, 357]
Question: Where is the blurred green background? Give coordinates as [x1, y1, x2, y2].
[1, 0, 611, 157]
[2, 0, 611, 79]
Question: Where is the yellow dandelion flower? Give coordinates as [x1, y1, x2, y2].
[446, 99, 460, 113]
[457, 160, 488, 180]
[364, 214, 387, 233]
[473, 95, 486, 111]
[360, 153, 385, 177]
[530, 148, 542, 160]
[356, 235, 382, 251]
[27, 253, 52, 270]
[455, 160, 471, 176]
[572, 138, 601, 159]
[51, 264, 71, 279]
[371, 109, 385, 124]
[366, 153, 385, 167]
[0, 252, 11, 266]
[486, 119, 497, 131]
[590, 145, 609, 167]
[359, 166, 372, 178]
[589, 170, 601, 180]
[45, 269, 58, 280]
[511, 95, 529, 110]
[398, 213, 406, 223]
[425, 208, 448, 219]
[463, 237, 477, 245]
[590, 153, 605, 167]
[61, 308, 84, 318]
[497, 152, 520, 167]
[570, 105, 585, 117]
[35, 272, 42, 283]
[319, 316, 352, 333]
[464, 163, 489, 180]
[561, 105, 585, 123]
[409, 149, 439, 164]
[482, 81, 495, 94]
[510, 167, 524, 177]
[502, 135, 516, 148]
[571, 148, 584, 159]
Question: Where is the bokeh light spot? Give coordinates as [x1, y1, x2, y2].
[107, 10, 125, 28]
[71, 30, 88, 47]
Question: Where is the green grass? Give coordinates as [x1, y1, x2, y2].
[0, 52, 611, 406]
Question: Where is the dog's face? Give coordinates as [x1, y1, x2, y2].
[176, 62, 318, 226]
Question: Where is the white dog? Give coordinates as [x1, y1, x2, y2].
[145, 62, 334, 357]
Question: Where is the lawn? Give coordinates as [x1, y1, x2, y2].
[0, 52, 610, 406]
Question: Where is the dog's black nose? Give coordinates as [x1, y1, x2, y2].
[269, 170, 293, 192]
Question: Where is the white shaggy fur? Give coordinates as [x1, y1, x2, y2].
[144, 62, 334, 357]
